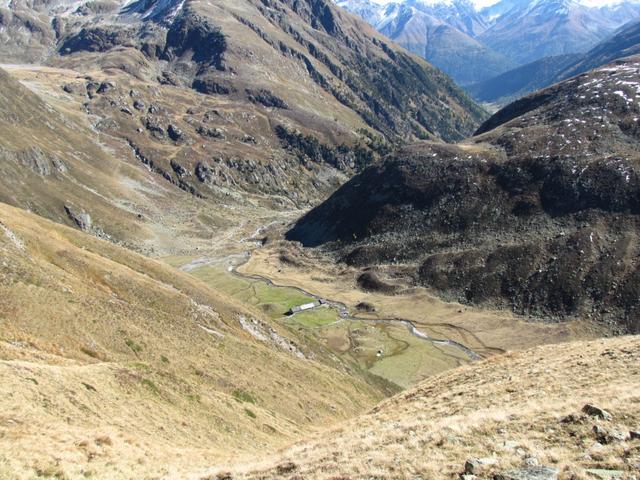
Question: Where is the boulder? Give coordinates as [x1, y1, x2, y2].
[168, 124, 186, 142]
[97, 81, 115, 94]
[275, 461, 297, 474]
[64, 205, 92, 231]
[583, 404, 613, 421]
[585, 469, 624, 479]
[594, 426, 628, 444]
[465, 457, 497, 475]
[494, 466, 558, 480]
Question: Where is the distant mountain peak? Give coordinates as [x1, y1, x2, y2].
[336, 0, 640, 84]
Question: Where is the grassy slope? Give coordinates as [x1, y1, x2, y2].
[0, 67, 154, 244]
[230, 335, 640, 479]
[0, 202, 384, 480]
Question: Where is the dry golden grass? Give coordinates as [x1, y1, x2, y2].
[0, 202, 385, 479]
[221, 335, 640, 479]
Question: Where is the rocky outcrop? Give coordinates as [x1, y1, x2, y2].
[163, 13, 226, 69]
[191, 76, 233, 95]
[167, 124, 186, 142]
[59, 26, 135, 54]
[246, 89, 288, 109]
[237, 315, 305, 359]
[279, 0, 341, 36]
[2, 146, 67, 176]
[64, 205, 92, 231]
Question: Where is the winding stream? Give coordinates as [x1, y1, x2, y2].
[179, 232, 481, 363]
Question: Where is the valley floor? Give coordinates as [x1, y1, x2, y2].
[230, 233, 600, 387]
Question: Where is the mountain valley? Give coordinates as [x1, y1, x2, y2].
[0, 0, 638, 478]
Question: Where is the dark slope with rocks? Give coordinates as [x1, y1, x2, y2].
[288, 56, 640, 333]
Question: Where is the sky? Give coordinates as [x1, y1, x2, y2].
[366, 0, 639, 8]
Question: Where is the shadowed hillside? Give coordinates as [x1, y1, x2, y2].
[288, 56, 640, 333]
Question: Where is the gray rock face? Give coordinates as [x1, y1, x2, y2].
[2, 146, 67, 176]
[64, 205, 92, 231]
[465, 457, 497, 475]
[167, 124, 186, 142]
[495, 466, 558, 480]
[583, 404, 613, 421]
[594, 425, 628, 444]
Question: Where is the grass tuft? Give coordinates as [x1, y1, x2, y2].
[125, 339, 143, 354]
[232, 388, 257, 404]
[141, 378, 160, 395]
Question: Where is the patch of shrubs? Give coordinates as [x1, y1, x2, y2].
[275, 125, 380, 171]
[246, 89, 288, 109]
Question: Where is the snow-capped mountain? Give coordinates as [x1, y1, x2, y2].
[337, 0, 489, 37]
[478, 0, 640, 64]
[337, 0, 514, 84]
[336, 0, 640, 84]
